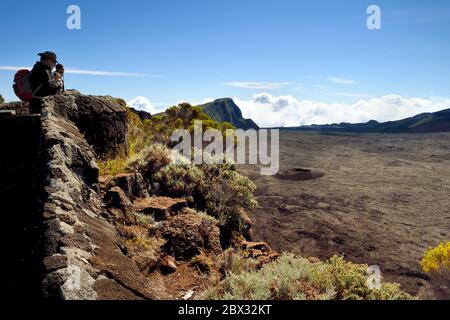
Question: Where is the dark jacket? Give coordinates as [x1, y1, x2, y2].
[30, 61, 59, 98]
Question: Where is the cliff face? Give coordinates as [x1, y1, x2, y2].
[0, 93, 155, 299]
[50, 92, 129, 158]
[0, 93, 273, 300]
[39, 94, 160, 299]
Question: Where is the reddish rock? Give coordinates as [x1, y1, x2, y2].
[104, 187, 138, 225]
[43, 254, 68, 272]
[133, 196, 187, 221]
[237, 208, 253, 241]
[240, 241, 280, 268]
[159, 255, 178, 274]
[133, 252, 159, 275]
[106, 173, 150, 201]
[94, 278, 143, 300]
[158, 213, 221, 260]
[308, 257, 322, 264]
[105, 187, 132, 210]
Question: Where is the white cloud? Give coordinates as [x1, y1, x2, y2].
[222, 82, 291, 90]
[0, 66, 159, 77]
[234, 93, 450, 127]
[201, 98, 215, 104]
[0, 66, 30, 71]
[315, 85, 332, 89]
[127, 96, 167, 114]
[328, 77, 357, 85]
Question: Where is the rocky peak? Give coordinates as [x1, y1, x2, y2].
[198, 98, 260, 130]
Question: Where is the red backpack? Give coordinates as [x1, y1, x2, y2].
[13, 69, 42, 102]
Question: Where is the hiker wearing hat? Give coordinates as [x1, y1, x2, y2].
[29, 51, 63, 112]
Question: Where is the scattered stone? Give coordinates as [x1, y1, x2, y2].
[104, 187, 132, 211]
[59, 213, 78, 225]
[110, 173, 150, 201]
[240, 241, 280, 268]
[159, 255, 178, 274]
[182, 290, 194, 300]
[308, 257, 322, 264]
[43, 254, 68, 272]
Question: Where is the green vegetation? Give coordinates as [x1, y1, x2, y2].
[97, 102, 235, 176]
[201, 163, 257, 228]
[132, 102, 235, 148]
[202, 253, 414, 300]
[126, 143, 257, 235]
[97, 100, 256, 236]
[126, 143, 172, 179]
[0, 94, 4, 104]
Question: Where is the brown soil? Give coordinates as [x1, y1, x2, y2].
[239, 131, 450, 295]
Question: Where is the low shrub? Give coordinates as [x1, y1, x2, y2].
[126, 144, 258, 239]
[420, 241, 450, 299]
[126, 143, 172, 179]
[220, 249, 258, 276]
[97, 158, 127, 176]
[202, 254, 414, 300]
[122, 225, 155, 251]
[421, 242, 450, 274]
[203, 169, 257, 228]
[153, 162, 204, 198]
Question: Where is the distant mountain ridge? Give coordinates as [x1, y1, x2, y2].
[198, 98, 259, 130]
[280, 108, 450, 133]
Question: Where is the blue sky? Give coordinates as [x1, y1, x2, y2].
[1, 0, 450, 125]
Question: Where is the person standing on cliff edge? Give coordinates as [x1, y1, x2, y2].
[29, 51, 62, 113]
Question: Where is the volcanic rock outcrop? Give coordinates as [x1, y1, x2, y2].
[0, 92, 272, 300]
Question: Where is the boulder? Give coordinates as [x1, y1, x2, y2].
[240, 241, 280, 268]
[105, 187, 132, 211]
[106, 173, 149, 201]
[133, 196, 187, 221]
[158, 255, 178, 274]
[132, 252, 159, 275]
[43, 254, 69, 272]
[104, 187, 137, 225]
[50, 92, 128, 158]
[158, 213, 221, 260]
[237, 208, 253, 241]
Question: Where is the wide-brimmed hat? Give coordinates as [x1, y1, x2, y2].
[38, 51, 58, 64]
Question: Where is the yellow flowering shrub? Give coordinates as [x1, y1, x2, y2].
[421, 242, 450, 274]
